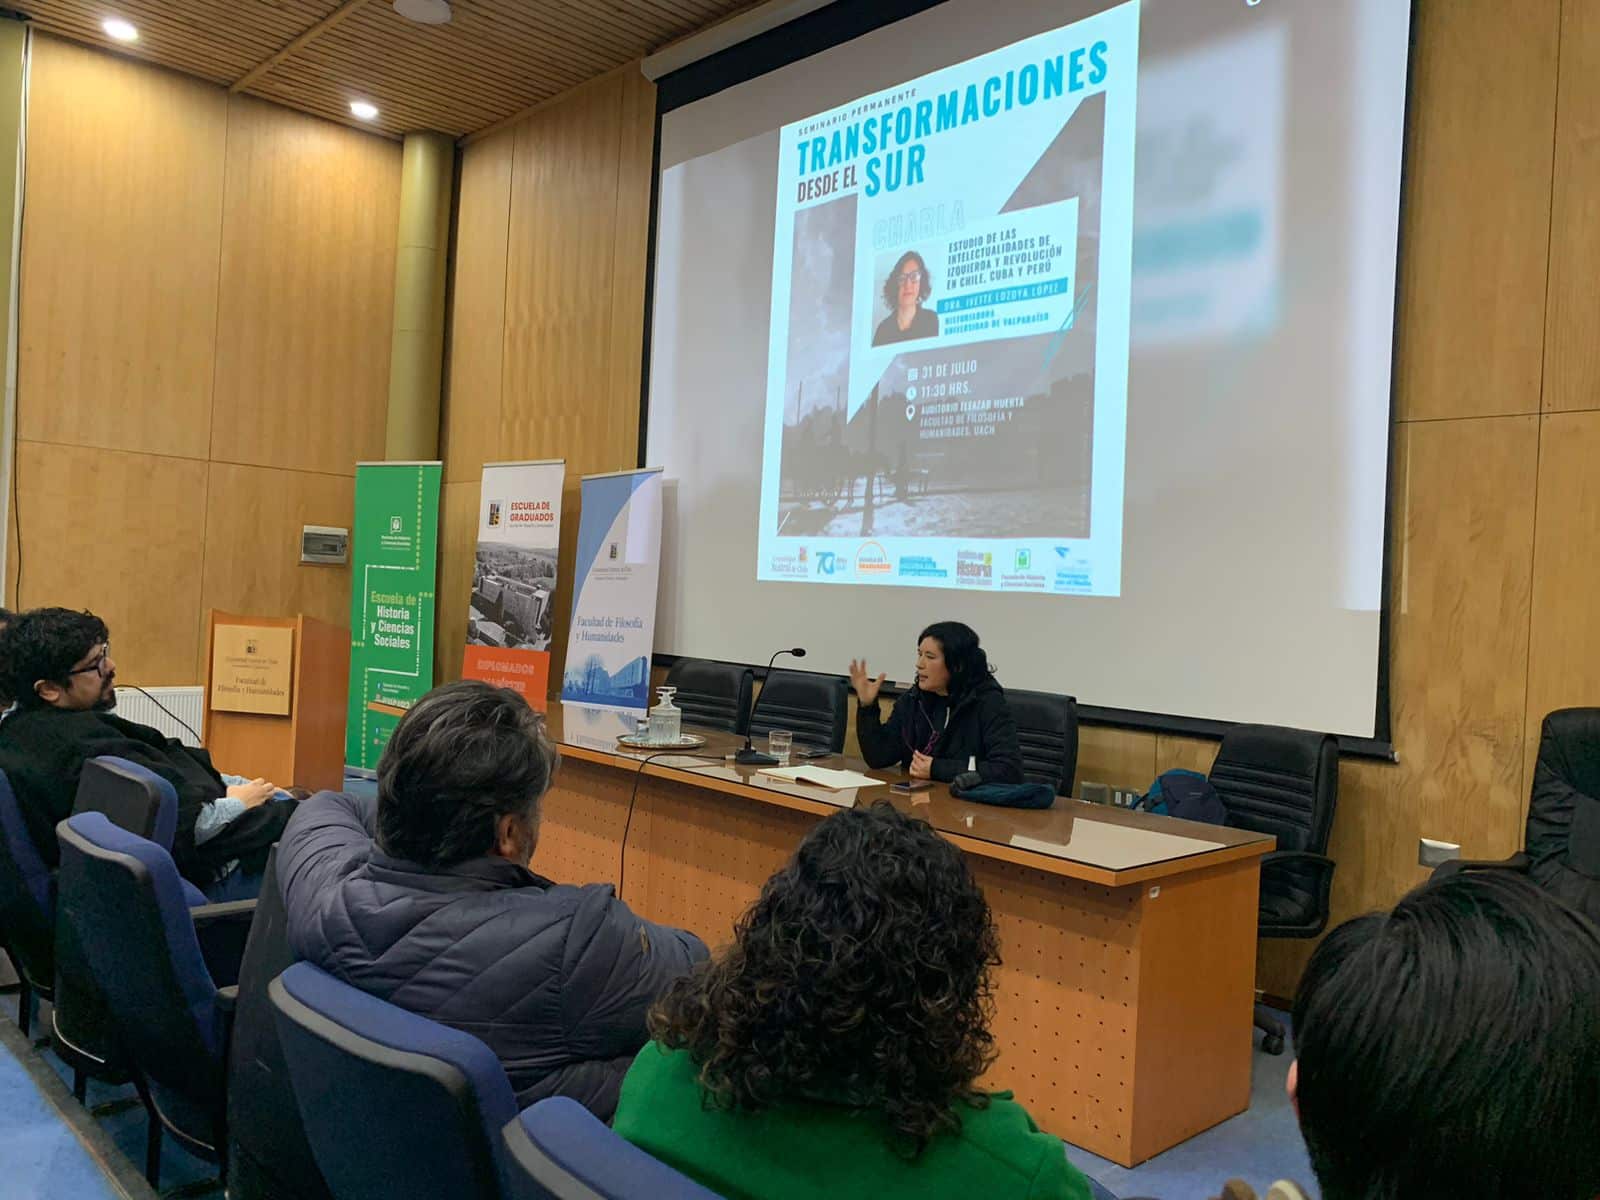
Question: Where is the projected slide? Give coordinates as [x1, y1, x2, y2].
[756, 1, 1139, 597]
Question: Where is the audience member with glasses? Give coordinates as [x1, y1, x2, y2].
[0, 607, 294, 900]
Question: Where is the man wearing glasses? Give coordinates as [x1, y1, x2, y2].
[0, 607, 292, 899]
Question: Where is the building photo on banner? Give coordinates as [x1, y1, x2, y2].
[345, 461, 443, 774]
[561, 468, 665, 719]
[462, 459, 566, 709]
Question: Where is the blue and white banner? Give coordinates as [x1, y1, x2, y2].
[560, 468, 664, 713]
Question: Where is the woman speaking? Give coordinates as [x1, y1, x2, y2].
[851, 621, 1023, 784]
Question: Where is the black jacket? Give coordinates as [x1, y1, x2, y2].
[0, 704, 289, 883]
[856, 675, 1023, 784]
[278, 790, 709, 1119]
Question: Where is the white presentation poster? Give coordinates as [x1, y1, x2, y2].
[462, 459, 564, 708]
[560, 468, 664, 714]
[757, 0, 1139, 597]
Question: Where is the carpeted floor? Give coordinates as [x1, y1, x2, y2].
[0, 1013, 153, 1200]
[3, 987, 1313, 1200]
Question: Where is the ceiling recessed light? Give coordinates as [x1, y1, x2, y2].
[350, 100, 380, 121]
[102, 17, 139, 42]
[393, 0, 452, 24]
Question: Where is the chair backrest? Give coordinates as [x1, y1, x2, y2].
[1525, 708, 1600, 919]
[501, 1098, 723, 1200]
[73, 757, 178, 850]
[227, 849, 334, 1200]
[0, 767, 55, 992]
[1208, 724, 1338, 853]
[663, 659, 754, 735]
[747, 669, 850, 752]
[1005, 689, 1079, 795]
[55, 813, 228, 1113]
[270, 961, 518, 1200]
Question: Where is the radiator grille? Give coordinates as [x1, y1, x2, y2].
[113, 686, 205, 746]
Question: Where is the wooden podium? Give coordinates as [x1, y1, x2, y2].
[203, 611, 350, 792]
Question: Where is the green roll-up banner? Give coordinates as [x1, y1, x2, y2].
[346, 461, 443, 772]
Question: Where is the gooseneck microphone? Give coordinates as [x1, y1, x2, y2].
[734, 647, 806, 766]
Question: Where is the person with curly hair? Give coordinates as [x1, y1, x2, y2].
[611, 801, 1091, 1200]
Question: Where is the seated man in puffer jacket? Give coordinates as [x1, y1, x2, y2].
[278, 680, 708, 1119]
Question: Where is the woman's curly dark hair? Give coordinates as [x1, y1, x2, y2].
[648, 800, 1001, 1155]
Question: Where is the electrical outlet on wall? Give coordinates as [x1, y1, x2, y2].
[1418, 837, 1461, 868]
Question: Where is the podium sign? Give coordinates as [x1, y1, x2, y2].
[210, 624, 293, 715]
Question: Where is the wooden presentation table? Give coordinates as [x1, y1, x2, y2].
[537, 707, 1274, 1167]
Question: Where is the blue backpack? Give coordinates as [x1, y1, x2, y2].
[1138, 768, 1226, 825]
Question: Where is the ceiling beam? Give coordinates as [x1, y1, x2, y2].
[229, 0, 375, 95]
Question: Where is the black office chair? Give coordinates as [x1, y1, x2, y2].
[1434, 708, 1600, 926]
[747, 669, 850, 753]
[663, 659, 754, 735]
[227, 848, 334, 1200]
[1208, 724, 1338, 1055]
[1006, 688, 1079, 795]
[56, 812, 255, 1188]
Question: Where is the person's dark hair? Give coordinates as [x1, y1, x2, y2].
[0, 608, 107, 708]
[917, 620, 992, 698]
[649, 801, 1000, 1155]
[376, 680, 559, 868]
[1292, 871, 1600, 1200]
[881, 250, 932, 312]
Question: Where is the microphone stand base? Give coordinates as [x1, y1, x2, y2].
[734, 748, 780, 766]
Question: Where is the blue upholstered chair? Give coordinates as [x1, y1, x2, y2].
[2, 758, 200, 1102]
[55, 811, 253, 1187]
[269, 960, 518, 1200]
[0, 768, 54, 1040]
[500, 1097, 723, 1200]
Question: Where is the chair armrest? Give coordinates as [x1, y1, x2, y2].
[1261, 851, 1337, 935]
[1431, 851, 1530, 882]
[192, 900, 256, 989]
[1261, 849, 1335, 873]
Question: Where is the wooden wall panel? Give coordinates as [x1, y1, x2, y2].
[603, 66, 654, 456]
[1072, 727, 1155, 798]
[499, 75, 624, 464]
[1153, 735, 1218, 778]
[14, 443, 208, 684]
[1393, 0, 1558, 421]
[441, 128, 514, 484]
[197, 463, 356, 667]
[434, 480, 481, 685]
[1543, 0, 1600, 414]
[485, 69, 653, 689]
[1389, 416, 1538, 861]
[1523, 411, 1600, 795]
[210, 95, 401, 475]
[19, 37, 225, 461]
[14, 42, 399, 685]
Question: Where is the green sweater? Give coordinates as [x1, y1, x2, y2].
[612, 1043, 1093, 1200]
